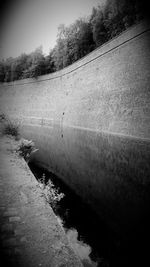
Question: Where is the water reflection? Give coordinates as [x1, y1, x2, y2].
[66, 228, 97, 267]
[28, 162, 112, 267]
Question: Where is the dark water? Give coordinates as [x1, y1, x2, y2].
[28, 162, 150, 267]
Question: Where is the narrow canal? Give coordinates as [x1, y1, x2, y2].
[28, 162, 123, 267]
[28, 162, 148, 267]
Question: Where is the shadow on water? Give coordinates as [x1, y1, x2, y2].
[28, 162, 150, 267]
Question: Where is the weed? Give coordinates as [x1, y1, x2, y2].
[39, 174, 65, 210]
[3, 121, 19, 137]
[0, 113, 6, 122]
[16, 138, 38, 162]
[0, 113, 20, 138]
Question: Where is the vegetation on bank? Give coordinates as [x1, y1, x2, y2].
[0, 113, 20, 138]
[0, 113, 38, 162]
[0, 113, 64, 211]
[16, 139, 39, 162]
[0, 0, 146, 82]
[38, 173, 65, 210]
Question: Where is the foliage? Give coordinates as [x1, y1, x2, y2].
[2, 116, 20, 138]
[22, 47, 46, 78]
[0, 62, 5, 82]
[0, 113, 6, 122]
[0, 0, 145, 82]
[16, 138, 38, 162]
[90, 7, 108, 47]
[39, 173, 65, 210]
[52, 19, 95, 71]
[0, 46, 55, 82]
[44, 52, 56, 74]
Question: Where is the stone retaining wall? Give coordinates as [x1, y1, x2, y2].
[0, 20, 150, 235]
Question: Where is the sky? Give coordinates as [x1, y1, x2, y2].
[0, 0, 106, 60]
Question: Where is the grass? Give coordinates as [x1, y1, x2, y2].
[0, 113, 39, 162]
[0, 113, 20, 139]
[3, 121, 19, 137]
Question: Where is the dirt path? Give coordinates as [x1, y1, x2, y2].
[0, 135, 83, 267]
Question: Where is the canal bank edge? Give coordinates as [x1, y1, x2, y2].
[0, 134, 83, 267]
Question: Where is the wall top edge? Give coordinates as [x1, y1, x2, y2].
[1, 19, 150, 87]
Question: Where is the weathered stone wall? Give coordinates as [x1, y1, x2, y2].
[0, 20, 150, 235]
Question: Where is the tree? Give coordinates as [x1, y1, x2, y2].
[52, 24, 69, 70]
[75, 19, 95, 57]
[0, 62, 5, 82]
[90, 8, 108, 47]
[44, 52, 55, 74]
[0, 0, 145, 82]
[3, 58, 13, 82]
[22, 46, 45, 78]
[52, 18, 95, 70]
